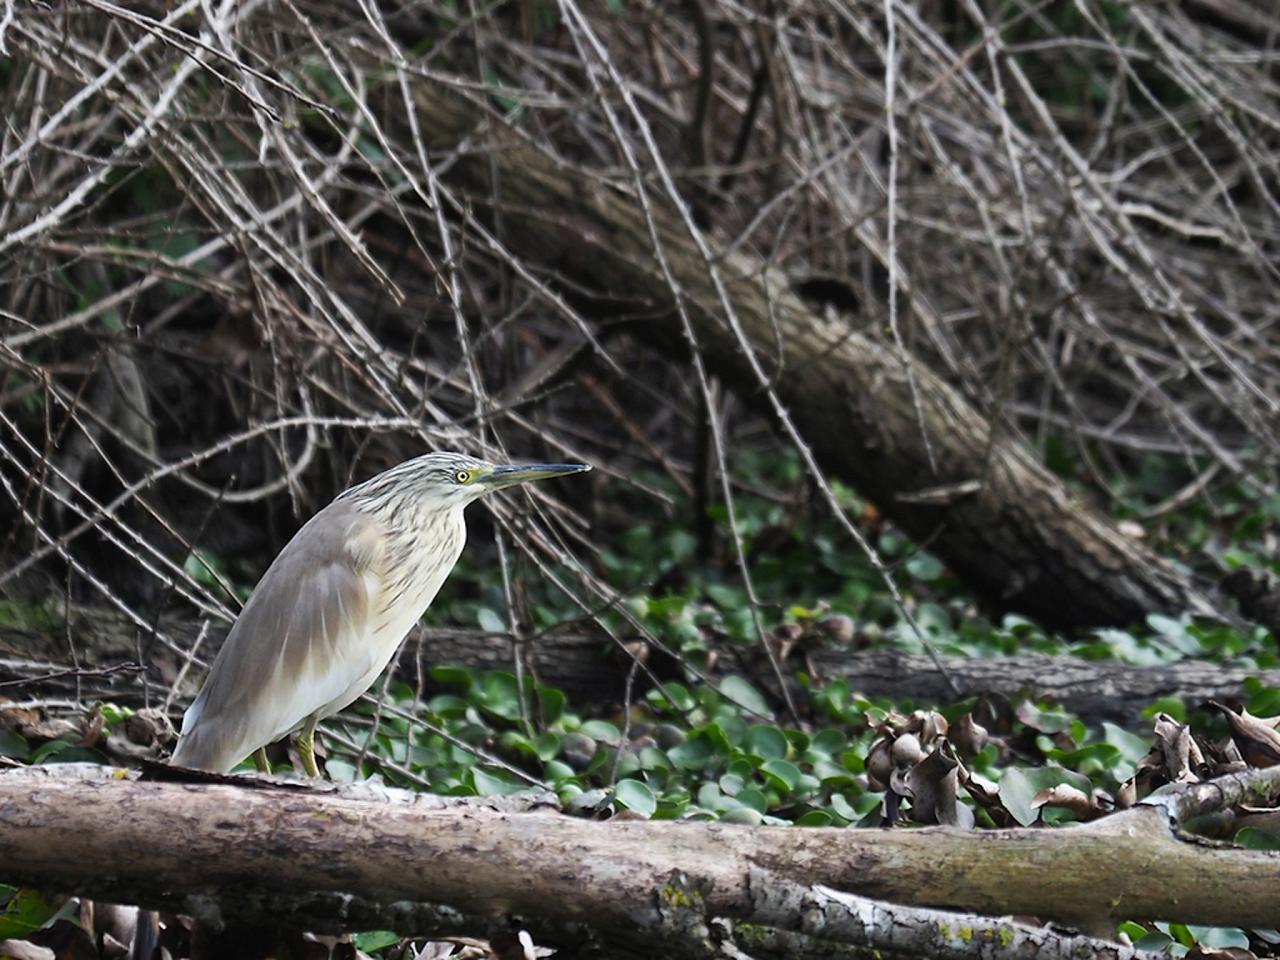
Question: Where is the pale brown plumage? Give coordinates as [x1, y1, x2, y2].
[171, 452, 589, 773]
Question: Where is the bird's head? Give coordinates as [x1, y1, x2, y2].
[342, 451, 591, 511]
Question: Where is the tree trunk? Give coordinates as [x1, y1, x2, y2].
[0, 766, 1277, 942]
[399, 84, 1222, 629]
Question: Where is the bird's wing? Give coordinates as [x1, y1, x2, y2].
[171, 501, 387, 772]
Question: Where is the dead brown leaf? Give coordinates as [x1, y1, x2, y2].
[1210, 701, 1280, 768]
[950, 713, 988, 758]
[904, 742, 973, 828]
[1153, 712, 1202, 782]
[0, 941, 55, 960]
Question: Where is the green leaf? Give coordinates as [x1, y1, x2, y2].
[810, 728, 847, 755]
[32, 740, 104, 765]
[1141, 696, 1187, 724]
[1117, 921, 1148, 943]
[743, 725, 788, 760]
[719, 675, 771, 717]
[906, 553, 943, 581]
[482, 672, 523, 720]
[1235, 827, 1280, 850]
[426, 693, 468, 718]
[0, 886, 62, 939]
[1133, 932, 1174, 952]
[760, 759, 801, 792]
[544, 759, 575, 782]
[614, 778, 657, 817]
[353, 931, 400, 953]
[476, 607, 506, 633]
[668, 731, 717, 771]
[718, 772, 744, 796]
[1102, 723, 1152, 765]
[1186, 926, 1250, 949]
[326, 760, 358, 783]
[695, 781, 720, 809]
[537, 687, 566, 727]
[580, 719, 620, 743]
[829, 793, 859, 821]
[796, 810, 833, 826]
[1015, 701, 1075, 734]
[533, 732, 561, 762]
[470, 766, 524, 796]
[998, 767, 1093, 827]
[736, 787, 767, 813]
[0, 729, 28, 760]
[429, 665, 476, 692]
[648, 682, 696, 713]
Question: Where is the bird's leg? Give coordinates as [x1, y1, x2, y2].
[296, 715, 321, 778]
[253, 747, 270, 773]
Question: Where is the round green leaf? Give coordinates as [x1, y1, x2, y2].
[1235, 827, 1280, 850]
[760, 759, 801, 792]
[719, 675, 771, 717]
[669, 732, 717, 771]
[614, 778, 657, 818]
[743, 724, 788, 760]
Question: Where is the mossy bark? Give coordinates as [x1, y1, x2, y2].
[0, 769, 1276, 936]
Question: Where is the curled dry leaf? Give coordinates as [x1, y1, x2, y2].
[865, 737, 893, 791]
[12, 716, 78, 741]
[891, 732, 925, 768]
[1210, 701, 1280, 768]
[904, 741, 973, 828]
[0, 941, 56, 960]
[100, 933, 130, 959]
[92, 901, 138, 954]
[1031, 783, 1090, 816]
[0, 699, 41, 730]
[106, 708, 180, 761]
[957, 765, 1007, 824]
[816, 614, 855, 645]
[78, 705, 105, 748]
[489, 928, 556, 960]
[919, 710, 949, 742]
[1030, 784, 1111, 821]
[1115, 778, 1137, 809]
[127, 709, 177, 747]
[950, 713, 988, 758]
[1153, 712, 1202, 783]
[889, 709, 949, 743]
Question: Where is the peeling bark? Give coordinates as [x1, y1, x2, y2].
[744, 868, 1163, 960]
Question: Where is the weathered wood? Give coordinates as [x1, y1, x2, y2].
[0, 767, 1277, 937]
[4, 611, 1274, 725]
[390, 82, 1222, 629]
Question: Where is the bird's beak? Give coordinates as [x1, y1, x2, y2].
[482, 461, 592, 490]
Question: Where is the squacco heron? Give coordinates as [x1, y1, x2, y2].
[171, 451, 590, 775]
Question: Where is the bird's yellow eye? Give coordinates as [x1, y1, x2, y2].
[455, 470, 471, 484]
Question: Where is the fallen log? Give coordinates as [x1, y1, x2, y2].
[390, 80, 1222, 630]
[0, 764, 1278, 948]
[5, 613, 1277, 725]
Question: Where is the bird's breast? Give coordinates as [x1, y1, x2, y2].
[368, 510, 467, 655]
